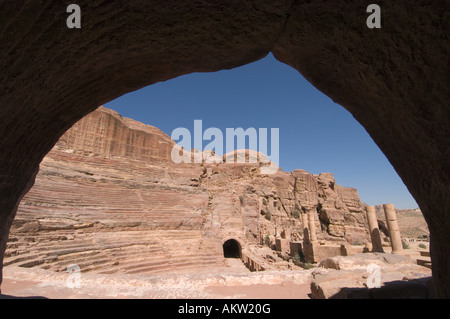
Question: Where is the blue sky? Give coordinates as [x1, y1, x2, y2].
[105, 53, 418, 209]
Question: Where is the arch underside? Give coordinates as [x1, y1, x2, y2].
[0, 1, 448, 297]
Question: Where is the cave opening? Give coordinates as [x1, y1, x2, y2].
[223, 239, 241, 258]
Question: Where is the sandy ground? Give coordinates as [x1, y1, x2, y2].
[1, 261, 313, 299]
[1, 248, 428, 299]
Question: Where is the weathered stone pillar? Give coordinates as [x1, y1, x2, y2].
[307, 209, 318, 243]
[301, 212, 309, 239]
[383, 204, 403, 254]
[365, 206, 384, 252]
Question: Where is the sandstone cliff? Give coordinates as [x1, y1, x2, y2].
[57, 106, 175, 162]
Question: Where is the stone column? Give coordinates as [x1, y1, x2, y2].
[301, 212, 309, 238]
[307, 209, 318, 243]
[366, 206, 384, 252]
[383, 204, 403, 254]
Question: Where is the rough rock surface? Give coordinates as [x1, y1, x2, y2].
[57, 107, 175, 162]
[311, 253, 433, 299]
[5, 107, 370, 276]
[0, 1, 448, 297]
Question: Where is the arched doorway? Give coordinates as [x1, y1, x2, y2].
[223, 239, 241, 258]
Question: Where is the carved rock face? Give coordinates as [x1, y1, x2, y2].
[0, 1, 448, 297]
[7, 107, 370, 276]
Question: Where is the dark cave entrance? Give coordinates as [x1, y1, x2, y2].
[223, 239, 241, 258]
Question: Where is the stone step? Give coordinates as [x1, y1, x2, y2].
[5, 233, 214, 260]
[4, 253, 47, 267]
[4, 243, 161, 267]
[118, 253, 221, 269]
[416, 258, 432, 269]
[16, 255, 59, 268]
[416, 253, 431, 269]
[32, 245, 222, 274]
[124, 258, 222, 275]
[51, 248, 151, 266]
[48, 256, 116, 273]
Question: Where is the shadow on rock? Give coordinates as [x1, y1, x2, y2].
[330, 277, 434, 299]
[0, 294, 48, 299]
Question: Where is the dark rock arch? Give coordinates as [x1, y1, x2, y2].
[0, 1, 448, 297]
